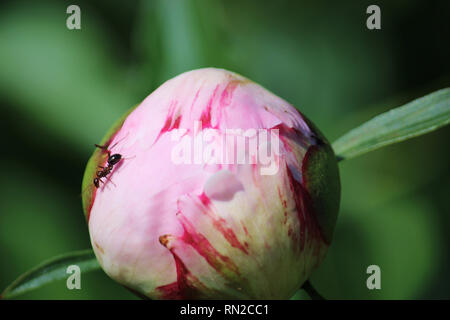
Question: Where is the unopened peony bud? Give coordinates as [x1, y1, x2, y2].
[82, 68, 340, 299]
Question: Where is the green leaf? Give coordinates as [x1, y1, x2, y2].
[333, 88, 450, 160]
[1, 249, 99, 299]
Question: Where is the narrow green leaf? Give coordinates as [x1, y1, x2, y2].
[333, 88, 450, 160]
[1, 249, 99, 299]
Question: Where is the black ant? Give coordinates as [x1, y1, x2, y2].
[93, 143, 122, 188]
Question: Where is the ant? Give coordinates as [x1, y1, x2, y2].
[93, 143, 122, 189]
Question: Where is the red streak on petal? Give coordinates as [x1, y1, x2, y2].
[241, 221, 249, 237]
[200, 110, 212, 128]
[273, 123, 312, 154]
[177, 213, 240, 276]
[197, 193, 249, 255]
[154, 101, 181, 145]
[160, 115, 173, 134]
[172, 114, 182, 129]
[288, 226, 293, 237]
[220, 81, 238, 107]
[277, 185, 288, 209]
[212, 217, 249, 254]
[199, 192, 211, 206]
[156, 235, 207, 299]
[286, 166, 306, 251]
[200, 85, 220, 128]
[285, 162, 326, 254]
[155, 281, 183, 300]
[190, 87, 202, 112]
[274, 123, 327, 256]
[251, 162, 259, 186]
[278, 185, 288, 225]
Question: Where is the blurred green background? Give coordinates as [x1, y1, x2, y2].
[0, 0, 449, 299]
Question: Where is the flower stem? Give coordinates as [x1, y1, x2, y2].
[302, 280, 325, 300]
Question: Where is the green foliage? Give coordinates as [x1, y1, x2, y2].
[2, 250, 99, 299]
[1, 0, 449, 300]
[333, 89, 450, 160]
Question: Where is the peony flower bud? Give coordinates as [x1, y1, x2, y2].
[82, 68, 340, 299]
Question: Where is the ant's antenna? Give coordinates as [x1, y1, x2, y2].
[108, 131, 130, 152]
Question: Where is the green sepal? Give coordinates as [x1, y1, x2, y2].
[302, 141, 341, 244]
[81, 104, 139, 220]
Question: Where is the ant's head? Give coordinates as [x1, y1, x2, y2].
[93, 178, 100, 188]
[108, 154, 122, 166]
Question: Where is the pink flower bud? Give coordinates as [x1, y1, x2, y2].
[82, 68, 340, 299]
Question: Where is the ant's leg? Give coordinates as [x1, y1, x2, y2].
[97, 175, 117, 188]
[105, 131, 130, 153]
[95, 144, 111, 157]
[97, 178, 109, 187]
[104, 176, 117, 187]
[95, 131, 130, 156]
[109, 131, 130, 150]
[96, 178, 104, 188]
[95, 143, 107, 150]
